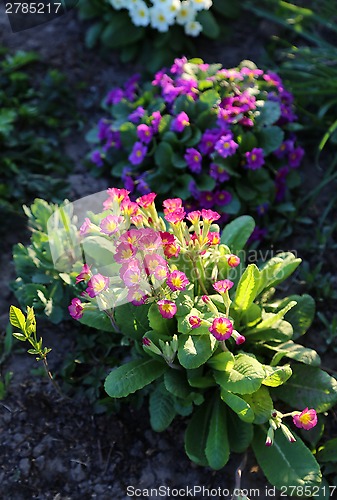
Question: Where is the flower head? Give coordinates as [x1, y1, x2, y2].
[163, 198, 183, 215]
[227, 254, 240, 268]
[184, 147, 202, 174]
[245, 148, 265, 170]
[171, 111, 190, 132]
[189, 316, 202, 329]
[165, 207, 186, 225]
[129, 141, 147, 165]
[166, 270, 190, 291]
[293, 408, 318, 430]
[213, 279, 234, 294]
[209, 317, 233, 341]
[86, 274, 109, 298]
[201, 209, 221, 224]
[75, 264, 91, 284]
[68, 298, 84, 320]
[215, 134, 239, 158]
[137, 192, 157, 208]
[137, 123, 153, 144]
[158, 299, 177, 319]
[100, 215, 123, 236]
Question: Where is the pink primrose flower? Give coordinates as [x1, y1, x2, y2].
[75, 264, 91, 284]
[189, 316, 202, 329]
[86, 274, 109, 298]
[136, 192, 157, 208]
[68, 298, 84, 320]
[166, 270, 190, 291]
[213, 279, 234, 294]
[201, 209, 221, 224]
[100, 215, 123, 236]
[293, 408, 318, 430]
[157, 299, 177, 319]
[209, 317, 233, 341]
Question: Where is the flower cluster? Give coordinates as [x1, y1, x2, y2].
[90, 58, 304, 242]
[265, 408, 318, 447]
[68, 188, 242, 348]
[109, 0, 212, 35]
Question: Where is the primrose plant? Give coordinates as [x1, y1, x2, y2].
[45, 187, 337, 493]
[89, 58, 304, 242]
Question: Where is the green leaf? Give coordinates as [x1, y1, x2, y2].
[275, 295, 315, 339]
[256, 100, 281, 126]
[214, 353, 265, 394]
[205, 398, 230, 469]
[252, 426, 322, 491]
[221, 216, 255, 252]
[154, 141, 173, 169]
[274, 365, 337, 413]
[227, 409, 253, 453]
[199, 89, 221, 108]
[241, 386, 273, 425]
[207, 351, 234, 371]
[104, 358, 166, 398]
[247, 301, 297, 334]
[185, 402, 211, 466]
[149, 384, 176, 432]
[178, 334, 216, 369]
[257, 253, 302, 294]
[262, 365, 292, 387]
[233, 264, 261, 314]
[267, 341, 321, 367]
[258, 126, 284, 155]
[12, 332, 26, 341]
[317, 438, 337, 463]
[148, 303, 175, 335]
[78, 310, 116, 332]
[164, 369, 192, 399]
[9, 306, 26, 331]
[115, 302, 150, 340]
[220, 389, 254, 423]
[0, 109, 16, 135]
[197, 10, 221, 39]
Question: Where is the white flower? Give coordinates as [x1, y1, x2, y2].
[184, 19, 203, 36]
[190, 0, 212, 11]
[109, 0, 127, 10]
[150, 7, 175, 31]
[129, 0, 150, 26]
[176, 1, 196, 25]
[167, 0, 181, 16]
[151, 0, 176, 6]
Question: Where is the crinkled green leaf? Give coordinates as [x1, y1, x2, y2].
[253, 426, 322, 491]
[274, 365, 337, 413]
[214, 353, 265, 394]
[104, 358, 166, 398]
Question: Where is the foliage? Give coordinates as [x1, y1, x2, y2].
[37, 186, 336, 493]
[88, 58, 305, 243]
[0, 47, 76, 212]
[12, 199, 77, 324]
[77, 0, 240, 71]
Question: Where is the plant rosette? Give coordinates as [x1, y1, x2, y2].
[60, 188, 337, 493]
[89, 58, 304, 243]
[78, 0, 240, 70]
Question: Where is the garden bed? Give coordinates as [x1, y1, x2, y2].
[0, 3, 336, 499]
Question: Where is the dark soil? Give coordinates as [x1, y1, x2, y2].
[0, 5, 335, 499]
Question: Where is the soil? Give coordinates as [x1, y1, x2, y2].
[0, 5, 335, 499]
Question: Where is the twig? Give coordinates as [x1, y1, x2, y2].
[231, 452, 247, 500]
